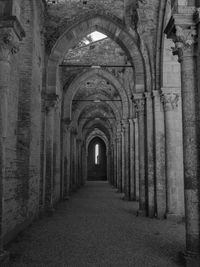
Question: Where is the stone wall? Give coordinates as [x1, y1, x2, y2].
[2, 0, 45, 243]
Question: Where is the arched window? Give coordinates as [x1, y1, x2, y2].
[95, 144, 100, 165]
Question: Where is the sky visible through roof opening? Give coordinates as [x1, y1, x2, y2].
[84, 31, 107, 44]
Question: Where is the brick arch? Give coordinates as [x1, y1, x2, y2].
[46, 13, 145, 95]
[63, 68, 129, 119]
[71, 94, 121, 126]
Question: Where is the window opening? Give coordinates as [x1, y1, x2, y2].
[95, 144, 100, 165]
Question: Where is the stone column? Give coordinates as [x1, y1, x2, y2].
[45, 94, 59, 212]
[133, 95, 146, 215]
[107, 147, 112, 184]
[114, 138, 118, 188]
[0, 27, 24, 260]
[133, 118, 139, 200]
[161, 88, 184, 219]
[121, 128, 125, 192]
[77, 138, 82, 188]
[116, 130, 122, 192]
[122, 120, 131, 200]
[62, 119, 71, 199]
[152, 90, 167, 219]
[165, 11, 200, 261]
[144, 92, 155, 217]
[82, 142, 87, 185]
[70, 127, 78, 191]
[111, 143, 115, 186]
[129, 119, 135, 200]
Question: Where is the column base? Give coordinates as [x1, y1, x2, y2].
[0, 250, 10, 264]
[45, 206, 55, 216]
[63, 195, 70, 201]
[166, 213, 184, 223]
[180, 251, 200, 267]
[122, 194, 131, 201]
[136, 209, 146, 217]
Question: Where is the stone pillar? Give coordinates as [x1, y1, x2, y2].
[0, 23, 24, 259]
[133, 95, 146, 214]
[122, 120, 131, 200]
[45, 94, 59, 212]
[116, 130, 122, 192]
[133, 118, 139, 201]
[62, 119, 71, 199]
[165, 10, 200, 262]
[121, 128, 125, 192]
[152, 90, 167, 219]
[70, 127, 78, 191]
[82, 142, 87, 185]
[77, 138, 82, 188]
[144, 92, 155, 217]
[107, 147, 112, 184]
[129, 119, 135, 200]
[111, 143, 115, 186]
[161, 88, 184, 219]
[114, 138, 118, 188]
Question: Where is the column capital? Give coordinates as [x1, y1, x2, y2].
[0, 15, 25, 61]
[143, 92, 151, 99]
[151, 90, 160, 98]
[121, 119, 129, 129]
[45, 93, 60, 112]
[194, 8, 200, 25]
[62, 118, 72, 131]
[164, 13, 197, 62]
[133, 118, 137, 124]
[71, 127, 78, 135]
[132, 94, 145, 116]
[160, 91, 180, 112]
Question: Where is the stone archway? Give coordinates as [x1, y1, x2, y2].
[63, 68, 129, 120]
[87, 137, 107, 181]
[46, 13, 145, 96]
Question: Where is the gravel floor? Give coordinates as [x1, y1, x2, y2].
[5, 181, 185, 267]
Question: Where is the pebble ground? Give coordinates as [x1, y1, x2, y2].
[5, 181, 185, 267]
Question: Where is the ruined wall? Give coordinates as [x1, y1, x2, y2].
[3, 0, 45, 242]
[47, 0, 124, 22]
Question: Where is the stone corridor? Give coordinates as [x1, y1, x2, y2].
[6, 181, 185, 267]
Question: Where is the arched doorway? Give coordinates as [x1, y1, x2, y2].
[87, 137, 107, 181]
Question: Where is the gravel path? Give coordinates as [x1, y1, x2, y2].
[5, 181, 185, 267]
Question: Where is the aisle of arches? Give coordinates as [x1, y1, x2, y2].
[0, 0, 200, 265]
